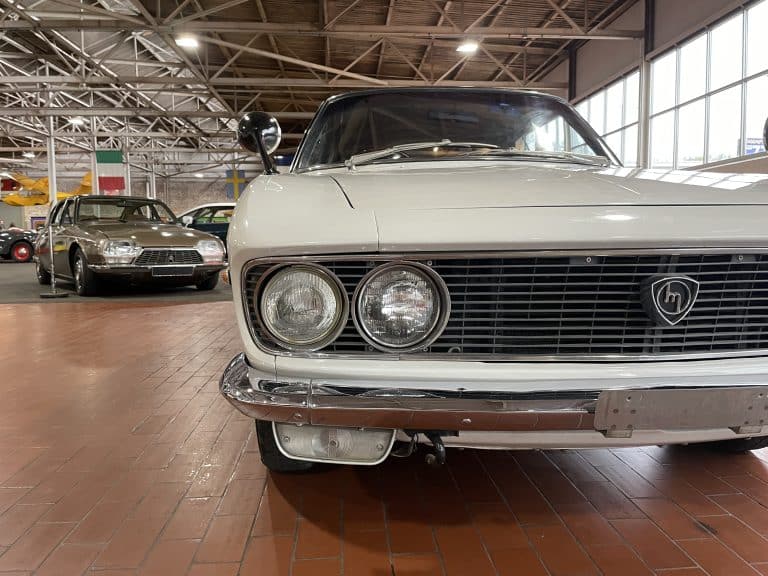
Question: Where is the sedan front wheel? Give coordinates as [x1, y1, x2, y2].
[73, 249, 98, 296]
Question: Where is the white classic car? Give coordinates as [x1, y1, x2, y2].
[221, 88, 768, 472]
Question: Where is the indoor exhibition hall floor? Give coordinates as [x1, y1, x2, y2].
[0, 301, 768, 575]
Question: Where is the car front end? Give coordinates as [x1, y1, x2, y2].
[220, 88, 768, 470]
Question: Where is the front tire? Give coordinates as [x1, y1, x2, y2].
[10, 241, 33, 263]
[255, 420, 315, 473]
[36, 260, 51, 285]
[705, 436, 768, 453]
[195, 273, 219, 291]
[73, 248, 98, 296]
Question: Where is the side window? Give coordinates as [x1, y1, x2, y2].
[194, 208, 213, 224]
[59, 200, 74, 225]
[48, 202, 63, 226]
[210, 208, 233, 223]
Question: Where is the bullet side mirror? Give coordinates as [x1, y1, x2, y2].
[763, 117, 768, 152]
[237, 112, 281, 175]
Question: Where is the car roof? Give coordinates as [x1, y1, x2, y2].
[180, 202, 236, 214]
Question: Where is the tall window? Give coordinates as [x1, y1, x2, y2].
[649, 0, 768, 168]
[575, 71, 640, 166]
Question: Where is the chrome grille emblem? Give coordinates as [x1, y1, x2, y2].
[641, 275, 700, 326]
[168, 253, 175, 263]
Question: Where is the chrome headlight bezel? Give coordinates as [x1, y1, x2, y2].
[352, 261, 451, 353]
[195, 238, 226, 264]
[255, 263, 349, 352]
[99, 239, 142, 264]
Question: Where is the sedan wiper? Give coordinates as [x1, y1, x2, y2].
[461, 148, 610, 167]
[345, 140, 499, 169]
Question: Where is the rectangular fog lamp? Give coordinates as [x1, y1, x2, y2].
[273, 423, 395, 465]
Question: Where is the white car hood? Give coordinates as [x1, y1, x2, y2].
[229, 162, 768, 265]
[330, 163, 768, 209]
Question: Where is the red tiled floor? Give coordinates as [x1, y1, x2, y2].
[3, 301, 768, 575]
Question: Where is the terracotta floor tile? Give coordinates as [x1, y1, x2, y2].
[435, 525, 496, 576]
[549, 451, 608, 484]
[344, 497, 386, 532]
[586, 544, 654, 575]
[579, 482, 645, 519]
[525, 524, 600, 576]
[162, 497, 219, 540]
[698, 515, 768, 563]
[186, 466, 233, 498]
[491, 547, 549, 576]
[632, 498, 711, 540]
[92, 514, 168, 569]
[194, 514, 253, 563]
[239, 536, 292, 576]
[723, 475, 768, 508]
[292, 557, 342, 576]
[391, 554, 444, 576]
[138, 538, 199, 576]
[553, 498, 623, 549]
[0, 488, 31, 515]
[2, 455, 66, 489]
[186, 563, 240, 576]
[65, 499, 138, 544]
[595, 463, 664, 499]
[251, 486, 299, 537]
[216, 478, 266, 515]
[295, 517, 342, 559]
[232, 452, 267, 480]
[611, 519, 696, 570]
[35, 543, 101, 576]
[0, 504, 51, 546]
[0, 522, 73, 572]
[655, 569, 709, 575]
[711, 494, 768, 536]
[344, 530, 390, 576]
[388, 517, 437, 555]
[40, 476, 112, 523]
[679, 538, 761, 576]
[468, 501, 530, 550]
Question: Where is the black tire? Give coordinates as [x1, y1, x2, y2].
[255, 420, 316, 473]
[196, 273, 219, 291]
[36, 259, 51, 285]
[73, 248, 98, 296]
[10, 241, 33, 263]
[705, 436, 768, 453]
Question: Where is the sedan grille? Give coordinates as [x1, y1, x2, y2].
[244, 253, 768, 360]
[134, 249, 202, 266]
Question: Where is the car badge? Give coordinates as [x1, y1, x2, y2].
[168, 253, 175, 263]
[641, 275, 699, 326]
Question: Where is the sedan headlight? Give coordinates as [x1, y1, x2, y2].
[259, 264, 347, 350]
[100, 239, 141, 264]
[196, 239, 226, 264]
[354, 262, 450, 351]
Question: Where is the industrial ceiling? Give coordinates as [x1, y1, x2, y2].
[0, 0, 639, 177]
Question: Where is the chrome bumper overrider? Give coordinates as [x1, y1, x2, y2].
[219, 354, 768, 438]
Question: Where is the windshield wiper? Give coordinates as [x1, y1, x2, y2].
[460, 148, 610, 166]
[345, 140, 499, 169]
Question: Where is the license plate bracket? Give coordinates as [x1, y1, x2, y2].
[594, 387, 768, 436]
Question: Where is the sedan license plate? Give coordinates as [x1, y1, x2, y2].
[151, 266, 194, 277]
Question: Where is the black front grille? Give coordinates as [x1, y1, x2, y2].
[244, 253, 768, 359]
[134, 249, 202, 266]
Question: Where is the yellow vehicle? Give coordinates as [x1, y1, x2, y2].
[1, 172, 92, 206]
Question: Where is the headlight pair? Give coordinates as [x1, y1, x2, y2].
[256, 262, 449, 352]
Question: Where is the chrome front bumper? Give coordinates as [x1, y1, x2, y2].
[220, 354, 768, 438]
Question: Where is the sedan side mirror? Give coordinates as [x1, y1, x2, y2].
[181, 215, 193, 226]
[238, 112, 281, 175]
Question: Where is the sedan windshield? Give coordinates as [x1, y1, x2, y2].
[77, 198, 177, 224]
[296, 90, 614, 171]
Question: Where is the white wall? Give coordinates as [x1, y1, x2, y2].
[653, 0, 747, 53]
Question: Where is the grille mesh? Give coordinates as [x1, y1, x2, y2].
[244, 254, 768, 359]
[134, 249, 202, 266]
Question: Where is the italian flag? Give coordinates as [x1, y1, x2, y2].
[96, 150, 125, 194]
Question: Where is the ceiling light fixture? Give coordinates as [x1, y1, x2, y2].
[456, 40, 479, 54]
[175, 35, 199, 49]
[69, 117, 85, 125]
[194, 173, 204, 178]
[22, 152, 35, 158]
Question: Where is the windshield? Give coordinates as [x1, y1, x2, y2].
[77, 198, 177, 224]
[295, 90, 614, 171]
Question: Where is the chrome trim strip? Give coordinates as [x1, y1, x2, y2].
[240, 250, 768, 363]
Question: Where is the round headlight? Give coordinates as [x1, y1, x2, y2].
[259, 265, 347, 350]
[354, 263, 449, 351]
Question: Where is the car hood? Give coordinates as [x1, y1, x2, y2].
[81, 222, 213, 246]
[329, 163, 768, 210]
